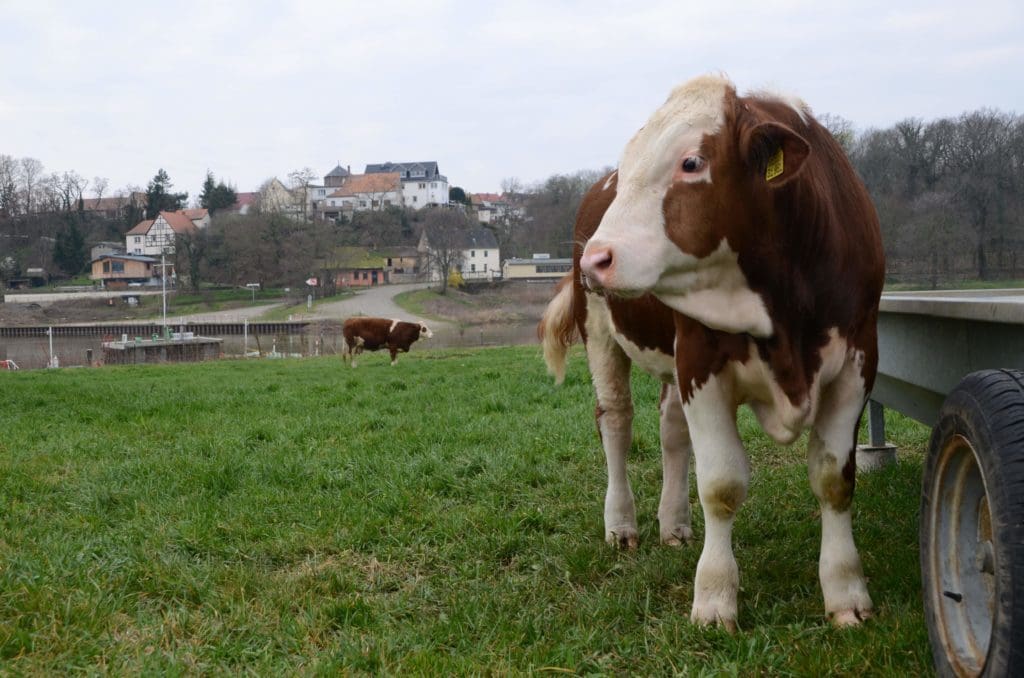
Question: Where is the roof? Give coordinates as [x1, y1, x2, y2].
[325, 164, 351, 178]
[230, 192, 258, 210]
[159, 211, 198, 234]
[365, 161, 441, 179]
[328, 173, 401, 197]
[80, 192, 146, 211]
[505, 257, 572, 265]
[323, 246, 387, 269]
[472, 193, 504, 204]
[180, 208, 209, 220]
[92, 253, 157, 264]
[421, 224, 500, 250]
[126, 219, 154, 235]
[378, 246, 420, 258]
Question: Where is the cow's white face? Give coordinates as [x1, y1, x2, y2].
[420, 323, 433, 339]
[579, 74, 774, 337]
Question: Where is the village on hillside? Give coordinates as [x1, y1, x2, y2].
[1, 159, 577, 295]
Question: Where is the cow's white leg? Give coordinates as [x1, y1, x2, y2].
[684, 374, 747, 632]
[586, 332, 637, 549]
[658, 383, 693, 546]
[809, 369, 873, 626]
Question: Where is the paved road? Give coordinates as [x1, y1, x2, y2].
[175, 282, 443, 325]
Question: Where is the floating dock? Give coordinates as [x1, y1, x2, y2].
[101, 332, 223, 365]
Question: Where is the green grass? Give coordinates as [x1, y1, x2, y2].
[392, 288, 452, 323]
[0, 346, 933, 674]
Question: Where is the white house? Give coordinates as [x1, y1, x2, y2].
[366, 161, 449, 208]
[323, 172, 404, 214]
[418, 225, 501, 281]
[125, 211, 199, 256]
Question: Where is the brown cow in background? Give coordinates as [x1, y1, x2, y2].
[342, 317, 433, 367]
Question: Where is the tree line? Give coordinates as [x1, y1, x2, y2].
[3, 104, 1022, 291]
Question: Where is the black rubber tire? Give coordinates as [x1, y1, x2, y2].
[921, 369, 1024, 677]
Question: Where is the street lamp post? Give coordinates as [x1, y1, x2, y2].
[161, 251, 168, 334]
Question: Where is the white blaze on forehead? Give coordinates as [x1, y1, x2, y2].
[618, 74, 730, 190]
[584, 75, 731, 297]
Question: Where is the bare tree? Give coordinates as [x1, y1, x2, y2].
[288, 167, 318, 222]
[50, 170, 87, 211]
[18, 157, 44, 215]
[420, 207, 471, 294]
[0, 154, 18, 217]
[818, 113, 856, 155]
[947, 109, 1015, 279]
[92, 177, 109, 203]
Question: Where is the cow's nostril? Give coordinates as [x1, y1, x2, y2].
[581, 247, 614, 276]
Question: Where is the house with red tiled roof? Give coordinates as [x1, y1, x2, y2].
[180, 208, 210, 228]
[227, 192, 258, 215]
[125, 211, 199, 257]
[321, 172, 403, 219]
[470, 192, 517, 225]
[80, 192, 147, 220]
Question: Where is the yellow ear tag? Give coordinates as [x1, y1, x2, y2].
[765, 148, 784, 181]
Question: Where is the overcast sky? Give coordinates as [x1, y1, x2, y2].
[1, 0, 1021, 202]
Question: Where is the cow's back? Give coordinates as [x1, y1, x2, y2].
[343, 317, 389, 350]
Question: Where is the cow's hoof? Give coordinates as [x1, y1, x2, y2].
[691, 599, 739, 633]
[606, 528, 639, 550]
[830, 607, 872, 627]
[691, 606, 738, 633]
[660, 525, 694, 547]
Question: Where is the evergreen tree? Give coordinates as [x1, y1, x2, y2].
[199, 170, 238, 214]
[52, 215, 88, 276]
[145, 168, 188, 218]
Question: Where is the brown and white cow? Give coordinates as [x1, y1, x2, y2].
[539, 74, 884, 630]
[342, 317, 433, 367]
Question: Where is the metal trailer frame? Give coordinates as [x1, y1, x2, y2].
[869, 288, 1024, 677]
[870, 289, 1024, 437]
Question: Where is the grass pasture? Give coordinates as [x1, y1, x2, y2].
[1, 346, 932, 674]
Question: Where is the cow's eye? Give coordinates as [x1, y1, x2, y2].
[681, 156, 706, 173]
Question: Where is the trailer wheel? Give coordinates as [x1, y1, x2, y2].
[921, 369, 1024, 677]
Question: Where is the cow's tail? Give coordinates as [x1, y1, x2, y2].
[537, 275, 577, 385]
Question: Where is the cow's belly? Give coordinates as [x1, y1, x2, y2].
[731, 329, 861, 445]
[588, 293, 676, 384]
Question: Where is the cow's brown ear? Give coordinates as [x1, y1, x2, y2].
[741, 122, 810, 188]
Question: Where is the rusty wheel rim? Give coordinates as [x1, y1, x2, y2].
[928, 433, 995, 677]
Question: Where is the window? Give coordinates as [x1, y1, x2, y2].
[112, 261, 124, 273]
[419, 183, 426, 189]
[413, 196, 417, 203]
[471, 264, 476, 272]
[484, 250, 488, 257]
[471, 250, 475, 257]
[102, 262, 110, 273]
